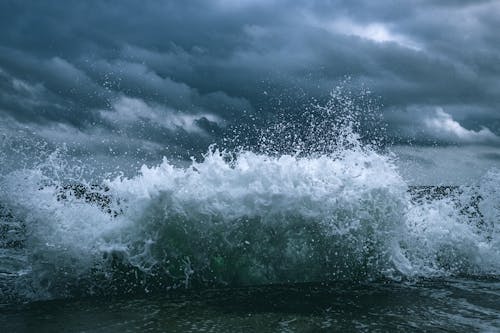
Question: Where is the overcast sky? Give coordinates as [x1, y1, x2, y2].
[1, 0, 500, 167]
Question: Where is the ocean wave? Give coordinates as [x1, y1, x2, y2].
[1, 93, 499, 303]
[1, 146, 499, 303]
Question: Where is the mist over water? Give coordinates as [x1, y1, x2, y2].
[0, 90, 499, 306]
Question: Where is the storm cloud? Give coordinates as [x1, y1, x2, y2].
[1, 0, 500, 164]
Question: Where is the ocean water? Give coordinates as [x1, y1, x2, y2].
[1, 279, 499, 332]
[1, 100, 499, 332]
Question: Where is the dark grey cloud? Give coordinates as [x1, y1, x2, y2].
[1, 0, 499, 166]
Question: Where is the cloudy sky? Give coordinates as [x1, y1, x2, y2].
[1, 0, 500, 177]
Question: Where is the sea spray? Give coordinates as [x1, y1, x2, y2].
[0, 91, 499, 303]
[0, 146, 408, 300]
[107, 146, 408, 283]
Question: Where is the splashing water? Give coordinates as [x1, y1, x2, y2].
[0, 92, 499, 303]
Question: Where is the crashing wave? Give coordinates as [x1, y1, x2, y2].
[0, 90, 498, 303]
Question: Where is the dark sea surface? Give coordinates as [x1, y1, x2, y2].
[1, 279, 500, 332]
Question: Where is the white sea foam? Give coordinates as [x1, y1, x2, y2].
[0, 94, 499, 302]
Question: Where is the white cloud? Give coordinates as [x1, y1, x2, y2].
[0, 68, 62, 111]
[101, 96, 219, 133]
[12, 78, 44, 96]
[424, 108, 499, 143]
[315, 17, 421, 51]
[215, 0, 273, 10]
